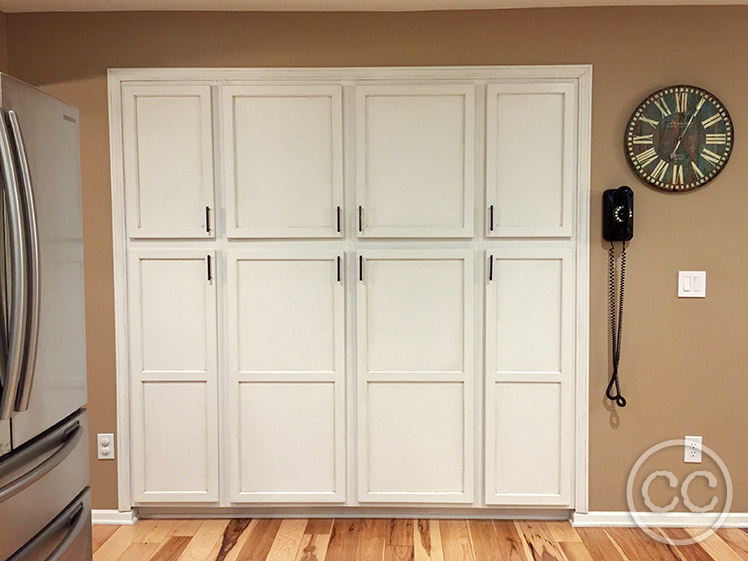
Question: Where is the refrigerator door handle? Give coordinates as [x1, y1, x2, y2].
[7, 110, 40, 412]
[0, 422, 82, 504]
[8, 495, 87, 561]
[0, 110, 28, 420]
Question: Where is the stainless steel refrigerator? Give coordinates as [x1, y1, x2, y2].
[0, 75, 90, 561]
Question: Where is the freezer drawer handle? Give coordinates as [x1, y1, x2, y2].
[7, 110, 41, 412]
[8, 496, 87, 561]
[0, 422, 82, 504]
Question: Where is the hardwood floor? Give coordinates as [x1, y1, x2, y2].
[92, 519, 748, 561]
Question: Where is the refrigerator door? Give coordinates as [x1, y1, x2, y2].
[0, 75, 87, 447]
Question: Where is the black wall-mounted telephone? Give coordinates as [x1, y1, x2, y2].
[603, 186, 633, 408]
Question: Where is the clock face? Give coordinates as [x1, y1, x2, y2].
[625, 85, 733, 191]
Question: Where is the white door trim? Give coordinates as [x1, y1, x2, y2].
[108, 64, 592, 513]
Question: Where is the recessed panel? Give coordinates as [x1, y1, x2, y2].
[235, 258, 336, 373]
[494, 382, 562, 496]
[142, 381, 209, 494]
[493, 258, 562, 373]
[366, 258, 465, 373]
[367, 382, 464, 493]
[238, 382, 336, 494]
[139, 258, 208, 372]
[357, 85, 474, 237]
[227, 87, 342, 236]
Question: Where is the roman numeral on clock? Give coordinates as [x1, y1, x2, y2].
[654, 98, 672, 117]
[706, 133, 727, 145]
[675, 92, 689, 113]
[701, 148, 721, 166]
[691, 161, 705, 179]
[702, 113, 723, 128]
[651, 159, 669, 182]
[672, 165, 684, 185]
[636, 147, 659, 168]
[632, 134, 653, 145]
[639, 115, 660, 128]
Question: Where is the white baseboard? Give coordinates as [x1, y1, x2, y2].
[92, 509, 139, 525]
[572, 511, 748, 528]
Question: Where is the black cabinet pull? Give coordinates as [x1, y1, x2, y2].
[488, 255, 494, 282]
[359, 255, 363, 281]
[489, 205, 494, 232]
[358, 206, 363, 232]
[336, 206, 341, 233]
[337, 256, 342, 283]
[207, 255, 212, 281]
[205, 206, 211, 233]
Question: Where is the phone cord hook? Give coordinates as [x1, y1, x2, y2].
[606, 241, 627, 407]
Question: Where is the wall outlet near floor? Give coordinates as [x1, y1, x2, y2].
[684, 435, 702, 463]
[97, 433, 115, 460]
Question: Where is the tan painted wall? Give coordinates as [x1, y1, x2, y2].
[5, 7, 748, 511]
[0, 12, 7, 73]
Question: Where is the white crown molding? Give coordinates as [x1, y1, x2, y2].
[92, 509, 139, 526]
[572, 511, 748, 528]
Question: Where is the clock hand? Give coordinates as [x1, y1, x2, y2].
[670, 97, 706, 160]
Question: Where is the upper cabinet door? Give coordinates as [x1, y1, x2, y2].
[122, 84, 215, 238]
[221, 85, 344, 238]
[355, 85, 475, 238]
[486, 83, 576, 238]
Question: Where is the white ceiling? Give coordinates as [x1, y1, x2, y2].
[0, 0, 744, 11]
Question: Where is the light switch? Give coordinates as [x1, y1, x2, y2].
[678, 271, 706, 298]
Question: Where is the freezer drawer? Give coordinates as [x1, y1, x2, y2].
[8, 488, 91, 561]
[0, 410, 89, 560]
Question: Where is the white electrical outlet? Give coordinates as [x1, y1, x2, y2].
[98, 433, 115, 460]
[684, 435, 702, 463]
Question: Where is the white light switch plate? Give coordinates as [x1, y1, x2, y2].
[678, 271, 706, 298]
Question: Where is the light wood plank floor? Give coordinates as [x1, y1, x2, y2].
[92, 519, 748, 561]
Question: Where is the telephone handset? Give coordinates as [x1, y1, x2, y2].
[603, 186, 633, 408]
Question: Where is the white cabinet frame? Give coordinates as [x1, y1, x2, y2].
[109, 66, 591, 515]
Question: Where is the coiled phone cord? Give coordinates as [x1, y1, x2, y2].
[607, 241, 627, 407]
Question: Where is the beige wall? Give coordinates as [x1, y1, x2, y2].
[5, 7, 748, 511]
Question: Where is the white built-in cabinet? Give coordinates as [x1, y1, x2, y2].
[112, 67, 589, 512]
[127, 250, 219, 502]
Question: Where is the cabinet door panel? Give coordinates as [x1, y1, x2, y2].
[122, 85, 214, 238]
[356, 85, 474, 238]
[237, 382, 338, 499]
[129, 250, 218, 503]
[227, 251, 345, 502]
[486, 83, 575, 237]
[357, 251, 473, 503]
[485, 250, 572, 506]
[222, 86, 343, 238]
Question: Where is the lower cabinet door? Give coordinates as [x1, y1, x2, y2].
[356, 250, 474, 503]
[484, 249, 574, 506]
[128, 250, 219, 503]
[227, 251, 346, 503]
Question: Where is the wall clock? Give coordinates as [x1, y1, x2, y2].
[625, 85, 733, 191]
